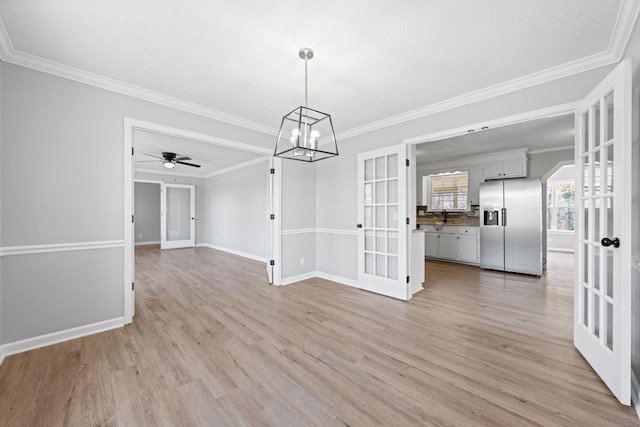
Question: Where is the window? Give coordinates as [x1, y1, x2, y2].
[424, 172, 468, 211]
[547, 181, 575, 231]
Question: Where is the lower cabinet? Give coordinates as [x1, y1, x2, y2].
[424, 227, 479, 265]
[456, 234, 478, 263]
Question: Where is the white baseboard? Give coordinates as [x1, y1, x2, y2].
[199, 243, 267, 263]
[632, 371, 640, 420]
[135, 241, 160, 246]
[315, 271, 360, 289]
[280, 271, 318, 286]
[0, 317, 124, 366]
[411, 284, 424, 295]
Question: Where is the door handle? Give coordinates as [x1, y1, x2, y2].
[356, 224, 363, 228]
[601, 237, 620, 248]
[501, 208, 507, 227]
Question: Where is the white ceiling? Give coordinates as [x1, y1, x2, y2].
[133, 130, 265, 177]
[415, 114, 574, 164]
[0, 0, 634, 138]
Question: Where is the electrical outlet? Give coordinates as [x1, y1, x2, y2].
[300, 258, 305, 266]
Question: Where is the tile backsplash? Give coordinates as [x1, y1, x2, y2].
[416, 205, 480, 227]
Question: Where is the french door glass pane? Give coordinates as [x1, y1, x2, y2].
[583, 154, 590, 196]
[583, 112, 590, 152]
[594, 102, 601, 148]
[376, 181, 385, 203]
[582, 286, 589, 327]
[375, 157, 386, 179]
[364, 159, 373, 181]
[594, 248, 600, 291]
[364, 207, 373, 227]
[387, 205, 398, 229]
[365, 253, 373, 274]
[607, 145, 614, 192]
[606, 250, 614, 298]
[594, 198, 600, 241]
[365, 230, 374, 251]
[387, 154, 398, 178]
[388, 231, 398, 255]
[605, 91, 614, 142]
[376, 254, 385, 277]
[364, 183, 372, 204]
[388, 256, 398, 280]
[376, 206, 385, 228]
[376, 230, 386, 253]
[606, 301, 613, 350]
[388, 180, 398, 203]
[582, 243, 589, 282]
[594, 294, 601, 338]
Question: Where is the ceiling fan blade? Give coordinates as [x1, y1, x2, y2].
[176, 161, 201, 168]
[142, 153, 164, 159]
[135, 160, 162, 163]
[175, 156, 192, 161]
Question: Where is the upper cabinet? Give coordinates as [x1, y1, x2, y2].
[482, 158, 527, 180]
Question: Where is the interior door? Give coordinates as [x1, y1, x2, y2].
[357, 144, 408, 300]
[574, 60, 631, 405]
[161, 183, 195, 250]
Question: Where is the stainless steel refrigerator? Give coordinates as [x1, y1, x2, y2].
[479, 178, 542, 276]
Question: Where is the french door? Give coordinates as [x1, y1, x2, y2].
[161, 183, 195, 250]
[574, 60, 631, 405]
[357, 144, 409, 300]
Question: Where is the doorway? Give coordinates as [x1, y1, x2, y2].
[123, 119, 281, 324]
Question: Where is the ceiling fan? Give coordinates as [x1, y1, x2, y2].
[137, 152, 201, 169]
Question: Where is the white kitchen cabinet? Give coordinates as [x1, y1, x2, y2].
[438, 234, 456, 259]
[425, 233, 439, 257]
[483, 159, 527, 180]
[456, 234, 479, 263]
[424, 226, 479, 265]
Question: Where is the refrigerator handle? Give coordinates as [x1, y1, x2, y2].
[501, 208, 507, 227]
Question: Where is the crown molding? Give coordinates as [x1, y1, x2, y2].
[336, 0, 640, 142]
[609, 0, 640, 60]
[417, 148, 528, 172]
[528, 144, 574, 155]
[1, 2, 638, 141]
[204, 156, 270, 179]
[134, 168, 205, 179]
[0, 19, 277, 137]
[406, 101, 577, 145]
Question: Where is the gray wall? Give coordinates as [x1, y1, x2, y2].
[281, 160, 316, 279]
[134, 182, 161, 244]
[205, 160, 269, 259]
[0, 62, 272, 345]
[314, 63, 608, 281]
[134, 172, 207, 245]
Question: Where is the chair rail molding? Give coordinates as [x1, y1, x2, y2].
[0, 240, 125, 257]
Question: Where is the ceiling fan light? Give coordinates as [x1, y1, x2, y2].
[164, 161, 175, 169]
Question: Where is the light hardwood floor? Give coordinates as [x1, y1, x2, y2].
[0, 246, 638, 426]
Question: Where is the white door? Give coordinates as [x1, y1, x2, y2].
[357, 144, 408, 300]
[574, 60, 631, 405]
[161, 183, 196, 250]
